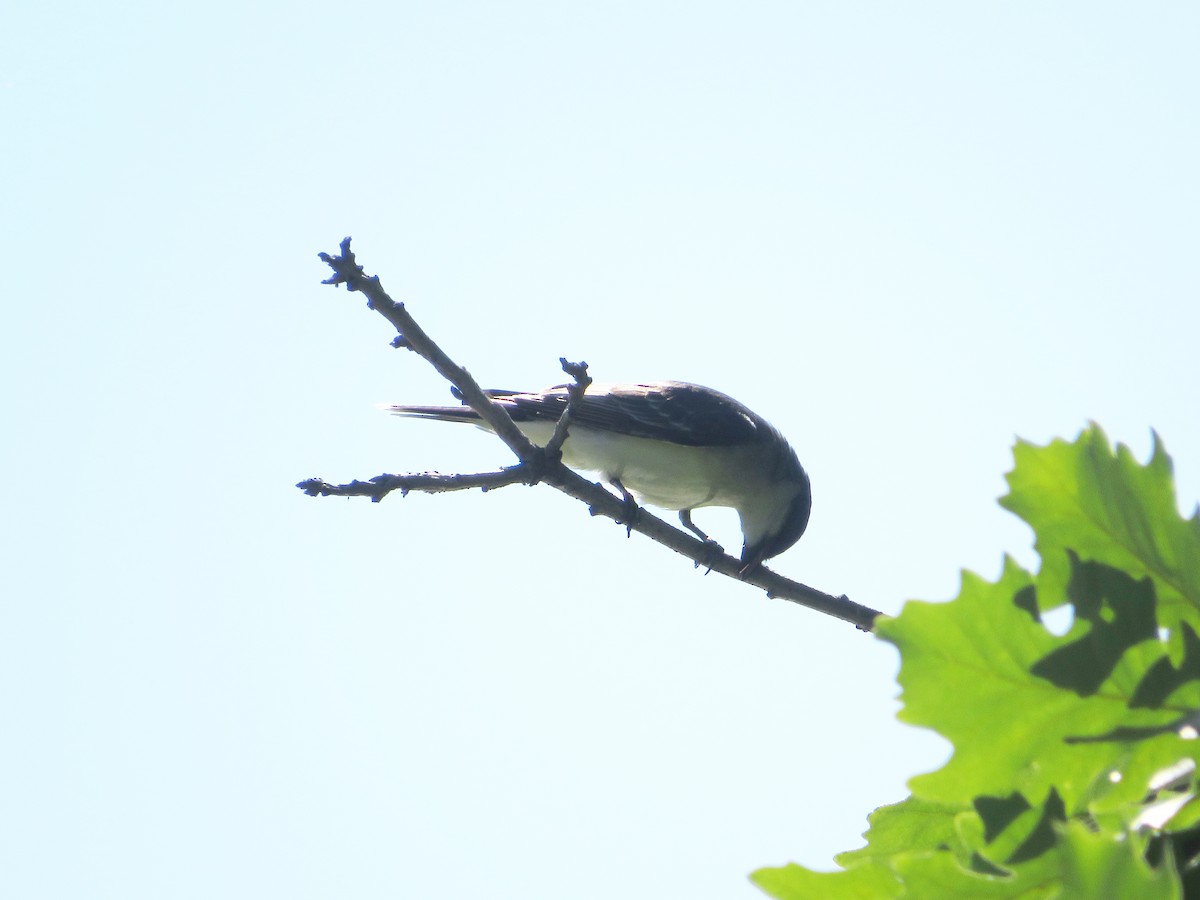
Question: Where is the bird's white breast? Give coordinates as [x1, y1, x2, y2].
[513, 422, 768, 512]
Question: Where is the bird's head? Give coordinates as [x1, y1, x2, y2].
[737, 468, 812, 575]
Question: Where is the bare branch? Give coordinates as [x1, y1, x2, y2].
[296, 467, 530, 503]
[308, 238, 881, 632]
[319, 238, 541, 465]
[544, 358, 592, 458]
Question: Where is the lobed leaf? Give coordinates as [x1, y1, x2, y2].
[1000, 425, 1200, 628]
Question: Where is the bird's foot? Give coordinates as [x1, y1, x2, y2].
[609, 477, 640, 537]
[615, 496, 640, 537]
[693, 538, 726, 574]
[678, 509, 724, 571]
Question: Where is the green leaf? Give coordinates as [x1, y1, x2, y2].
[1057, 822, 1180, 899]
[1006, 789, 1066, 864]
[1000, 425, 1200, 628]
[1029, 554, 1157, 696]
[975, 793, 1032, 843]
[835, 797, 966, 868]
[890, 850, 1060, 898]
[755, 428, 1200, 894]
[749, 861, 902, 899]
[1130, 623, 1200, 709]
[876, 557, 1191, 811]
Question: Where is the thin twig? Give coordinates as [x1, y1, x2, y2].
[307, 237, 882, 632]
[319, 238, 541, 465]
[296, 467, 530, 503]
[544, 358, 593, 458]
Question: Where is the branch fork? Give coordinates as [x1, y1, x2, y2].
[306, 237, 880, 631]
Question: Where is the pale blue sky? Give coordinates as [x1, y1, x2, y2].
[3, 3, 1198, 899]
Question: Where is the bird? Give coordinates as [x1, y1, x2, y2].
[386, 381, 811, 572]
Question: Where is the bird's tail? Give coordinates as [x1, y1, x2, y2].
[381, 403, 483, 423]
[384, 388, 537, 423]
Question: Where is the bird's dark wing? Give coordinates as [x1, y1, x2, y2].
[494, 382, 771, 447]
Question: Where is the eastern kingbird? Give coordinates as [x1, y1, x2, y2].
[387, 381, 812, 571]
